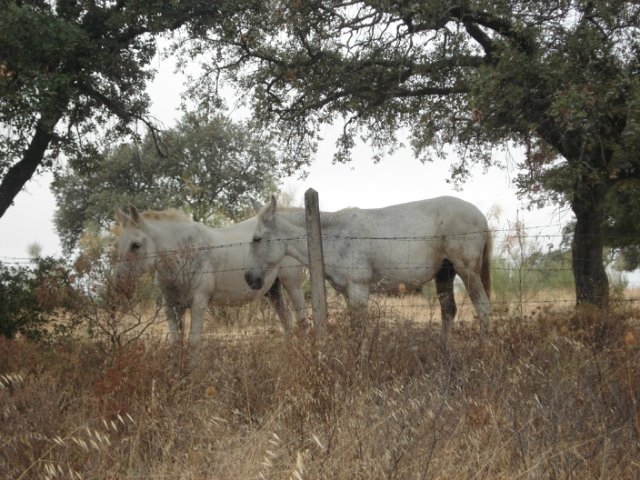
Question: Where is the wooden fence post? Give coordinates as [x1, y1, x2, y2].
[304, 188, 328, 336]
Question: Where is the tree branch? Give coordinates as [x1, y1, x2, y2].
[0, 109, 65, 217]
[77, 81, 166, 156]
[463, 21, 495, 59]
[450, 6, 537, 55]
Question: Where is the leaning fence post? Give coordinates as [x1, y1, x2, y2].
[304, 188, 328, 336]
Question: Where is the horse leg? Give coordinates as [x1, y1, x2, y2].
[280, 271, 310, 330]
[455, 266, 492, 345]
[435, 259, 457, 346]
[346, 281, 370, 330]
[187, 294, 209, 345]
[265, 278, 292, 335]
[165, 303, 186, 344]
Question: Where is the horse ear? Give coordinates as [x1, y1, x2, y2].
[251, 199, 262, 214]
[128, 205, 143, 227]
[115, 206, 130, 225]
[259, 195, 277, 224]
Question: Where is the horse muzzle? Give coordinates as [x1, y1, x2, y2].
[244, 271, 264, 290]
[113, 272, 136, 298]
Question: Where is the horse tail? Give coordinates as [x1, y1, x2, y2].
[481, 231, 492, 298]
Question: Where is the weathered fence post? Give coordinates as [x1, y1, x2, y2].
[304, 188, 328, 336]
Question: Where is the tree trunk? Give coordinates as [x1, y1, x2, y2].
[0, 110, 63, 218]
[570, 181, 609, 309]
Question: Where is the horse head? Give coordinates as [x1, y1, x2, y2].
[113, 205, 156, 297]
[245, 196, 288, 290]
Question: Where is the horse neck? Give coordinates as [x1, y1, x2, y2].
[277, 208, 347, 236]
[143, 218, 211, 252]
[275, 208, 349, 265]
[276, 208, 306, 227]
[274, 209, 311, 264]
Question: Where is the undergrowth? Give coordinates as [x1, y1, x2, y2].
[0, 304, 639, 479]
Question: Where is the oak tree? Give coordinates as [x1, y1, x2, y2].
[0, 0, 219, 217]
[189, 0, 640, 309]
[52, 113, 285, 253]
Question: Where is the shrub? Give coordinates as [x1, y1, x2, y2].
[1, 306, 639, 479]
[72, 228, 164, 349]
[0, 257, 80, 342]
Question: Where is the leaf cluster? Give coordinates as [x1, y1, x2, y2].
[185, 1, 640, 187]
[0, 0, 224, 178]
[52, 112, 287, 253]
[0, 257, 80, 341]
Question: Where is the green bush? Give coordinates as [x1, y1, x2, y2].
[0, 257, 79, 341]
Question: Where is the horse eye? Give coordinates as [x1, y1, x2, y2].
[130, 241, 142, 252]
[252, 236, 262, 243]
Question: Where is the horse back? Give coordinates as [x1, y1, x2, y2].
[350, 196, 488, 239]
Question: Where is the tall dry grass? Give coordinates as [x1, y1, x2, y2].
[1, 294, 639, 479]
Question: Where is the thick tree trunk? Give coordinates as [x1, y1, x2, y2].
[570, 182, 609, 309]
[0, 110, 63, 218]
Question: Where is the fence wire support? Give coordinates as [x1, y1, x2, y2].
[305, 188, 328, 337]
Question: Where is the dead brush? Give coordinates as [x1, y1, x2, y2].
[2, 297, 640, 479]
[0, 358, 135, 479]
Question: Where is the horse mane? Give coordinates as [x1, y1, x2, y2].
[113, 208, 192, 237]
[276, 205, 358, 230]
[140, 208, 192, 222]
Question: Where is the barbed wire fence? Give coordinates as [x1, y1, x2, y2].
[1, 231, 639, 290]
[2, 201, 640, 344]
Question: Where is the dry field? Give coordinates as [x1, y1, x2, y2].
[1, 289, 640, 479]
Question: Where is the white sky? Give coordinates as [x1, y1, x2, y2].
[0, 55, 570, 263]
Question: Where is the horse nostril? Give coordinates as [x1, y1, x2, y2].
[245, 272, 263, 290]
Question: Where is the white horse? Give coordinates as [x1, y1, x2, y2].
[114, 206, 308, 344]
[244, 196, 492, 345]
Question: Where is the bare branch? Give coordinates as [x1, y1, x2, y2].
[76, 82, 166, 156]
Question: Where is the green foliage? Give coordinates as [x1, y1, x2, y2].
[0, 257, 80, 341]
[52, 112, 284, 252]
[185, 0, 640, 307]
[491, 224, 575, 319]
[492, 249, 575, 294]
[0, 0, 225, 215]
[606, 180, 640, 271]
[186, 0, 639, 187]
[0, 0, 152, 174]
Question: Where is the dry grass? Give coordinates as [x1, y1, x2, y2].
[1, 294, 640, 479]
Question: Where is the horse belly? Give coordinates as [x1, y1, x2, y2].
[208, 288, 257, 306]
[370, 243, 440, 293]
[369, 269, 433, 294]
[206, 269, 257, 306]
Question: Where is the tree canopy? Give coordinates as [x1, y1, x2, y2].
[3, 0, 639, 310]
[52, 112, 285, 253]
[0, 0, 222, 217]
[606, 180, 640, 271]
[184, 0, 640, 308]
